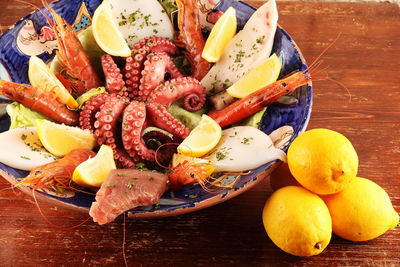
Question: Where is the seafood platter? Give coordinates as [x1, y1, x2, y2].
[0, 0, 312, 223]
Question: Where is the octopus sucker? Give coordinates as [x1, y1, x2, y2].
[141, 36, 179, 55]
[122, 101, 156, 161]
[101, 54, 128, 96]
[138, 52, 183, 102]
[147, 77, 206, 111]
[124, 36, 180, 100]
[146, 103, 190, 139]
[94, 95, 135, 168]
[79, 35, 209, 166]
[124, 50, 148, 99]
[79, 93, 111, 132]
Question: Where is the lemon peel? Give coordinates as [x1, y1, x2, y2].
[35, 119, 97, 157]
[287, 128, 358, 195]
[177, 115, 222, 157]
[29, 55, 78, 109]
[323, 177, 399, 241]
[263, 186, 332, 256]
[226, 53, 281, 98]
[202, 7, 237, 63]
[72, 145, 116, 188]
[92, 0, 131, 57]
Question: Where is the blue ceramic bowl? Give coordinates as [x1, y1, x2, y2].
[0, 0, 312, 218]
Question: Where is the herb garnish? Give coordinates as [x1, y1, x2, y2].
[241, 137, 254, 145]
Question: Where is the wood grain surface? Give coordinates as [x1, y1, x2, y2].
[1, 1, 399, 266]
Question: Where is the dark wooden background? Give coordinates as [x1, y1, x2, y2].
[1, 1, 399, 266]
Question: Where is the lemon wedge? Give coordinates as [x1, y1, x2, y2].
[35, 119, 97, 157]
[28, 55, 78, 109]
[72, 145, 116, 188]
[226, 53, 281, 98]
[202, 7, 237, 63]
[92, 0, 131, 57]
[177, 115, 222, 157]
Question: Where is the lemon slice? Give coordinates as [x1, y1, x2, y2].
[72, 145, 116, 188]
[28, 55, 78, 109]
[35, 119, 97, 157]
[92, 0, 131, 57]
[226, 53, 281, 98]
[177, 115, 222, 157]
[202, 7, 237, 63]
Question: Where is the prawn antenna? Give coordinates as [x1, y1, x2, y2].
[32, 189, 92, 230]
[306, 32, 342, 72]
[312, 73, 352, 103]
[154, 142, 181, 170]
[302, 32, 352, 103]
[16, 0, 55, 27]
[0, 185, 15, 192]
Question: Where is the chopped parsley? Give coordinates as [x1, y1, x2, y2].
[256, 35, 265, 44]
[126, 183, 135, 189]
[136, 162, 149, 171]
[215, 147, 232, 161]
[241, 137, 254, 145]
[216, 151, 226, 161]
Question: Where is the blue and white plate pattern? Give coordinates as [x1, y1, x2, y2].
[0, 0, 312, 218]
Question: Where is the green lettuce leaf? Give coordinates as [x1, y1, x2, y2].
[6, 102, 51, 129]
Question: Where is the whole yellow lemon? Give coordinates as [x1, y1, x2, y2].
[287, 128, 358, 195]
[262, 186, 332, 256]
[323, 177, 399, 241]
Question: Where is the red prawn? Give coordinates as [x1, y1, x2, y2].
[24, 0, 101, 96]
[207, 71, 312, 127]
[0, 79, 79, 126]
[18, 148, 95, 192]
[208, 33, 348, 128]
[168, 160, 215, 191]
[175, 0, 212, 80]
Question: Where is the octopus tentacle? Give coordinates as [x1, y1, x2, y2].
[146, 102, 190, 139]
[124, 48, 149, 99]
[147, 77, 206, 111]
[142, 36, 179, 55]
[138, 52, 183, 102]
[101, 55, 128, 96]
[122, 101, 156, 162]
[124, 37, 179, 100]
[79, 93, 111, 132]
[94, 95, 135, 168]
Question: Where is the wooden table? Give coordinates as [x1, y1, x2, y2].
[1, 1, 399, 266]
